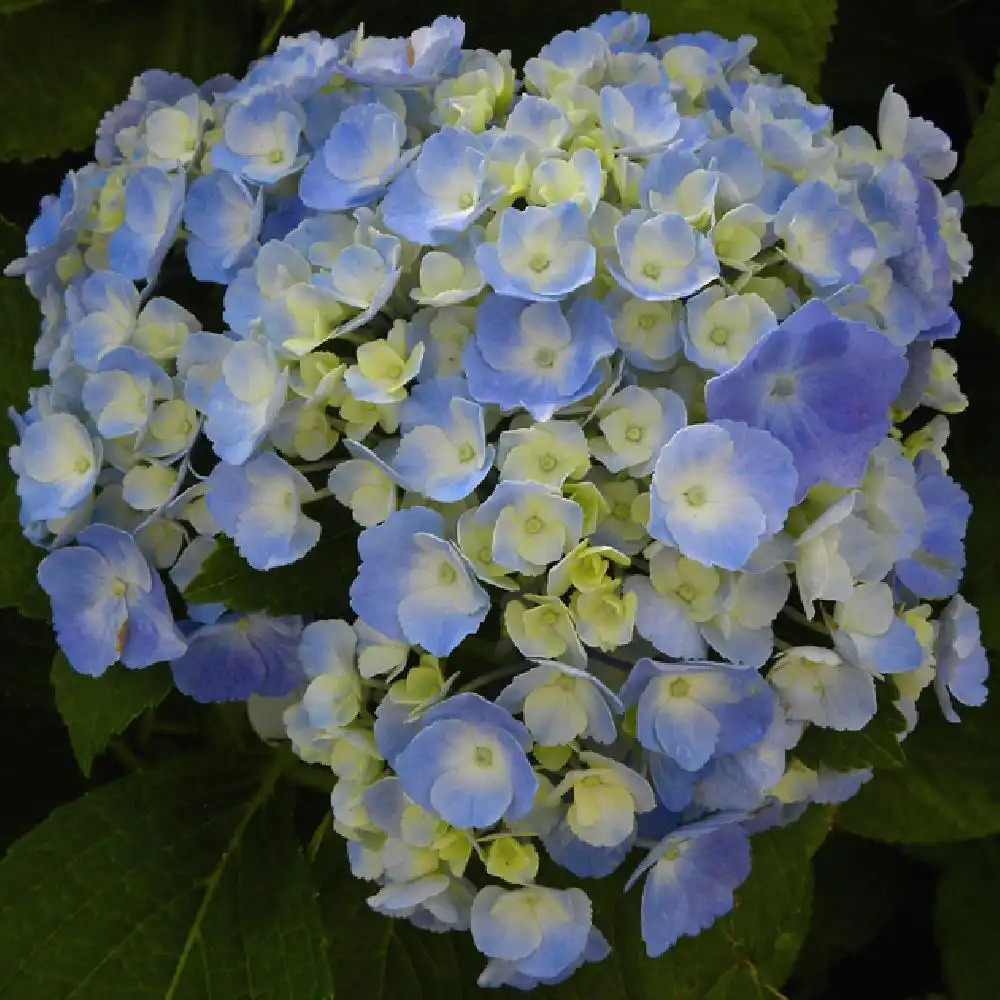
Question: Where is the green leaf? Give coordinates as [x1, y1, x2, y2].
[837, 681, 1000, 843]
[0, 752, 334, 999]
[0, 0, 51, 12]
[795, 682, 907, 772]
[935, 837, 1000, 1000]
[791, 834, 909, 984]
[0, 0, 256, 161]
[0, 219, 47, 619]
[50, 652, 173, 777]
[633, 0, 838, 95]
[957, 61, 1000, 207]
[185, 504, 359, 618]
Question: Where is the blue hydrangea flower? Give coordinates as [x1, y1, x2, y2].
[381, 127, 497, 245]
[590, 11, 649, 51]
[618, 658, 775, 771]
[524, 27, 608, 95]
[603, 289, 684, 370]
[464, 294, 615, 420]
[471, 885, 606, 987]
[68, 270, 141, 371]
[609, 210, 719, 300]
[638, 150, 720, 226]
[471, 481, 584, 576]
[299, 101, 413, 210]
[628, 815, 751, 957]
[81, 345, 172, 440]
[37, 524, 185, 676]
[368, 873, 475, 932]
[543, 811, 636, 879]
[497, 661, 621, 745]
[504, 96, 570, 151]
[390, 379, 493, 501]
[769, 646, 877, 731]
[831, 582, 924, 676]
[3, 167, 89, 298]
[590, 385, 687, 477]
[649, 419, 796, 570]
[894, 453, 970, 599]
[878, 85, 958, 180]
[528, 149, 604, 217]
[773, 180, 878, 289]
[203, 339, 288, 465]
[627, 569, 710, 663]
[350, 506, 489, 656]
[600, 83, 679, 155]
[934, 595, 989, 722]
[476, 203, 595, 301]
[335, 17, 465, 87]
[211, 92, 306, 184]
[859, 160, 955, 339]
[107, 166, 185, 282]
[692, 711, 799, 813]
[682, 287, 777, 373]
[728, 83, 834, 177]
[230, 31, 347, 101]
[9, 412, 101, 523]
[698, 564, 790, 669]
[550, 751, 656, 848]
[394, 692, 536, 828]
[183, 172, 263, 284]
[171, 613, 303, 703]
[706, 300, 908, 498]
[206, 451, 320, 570]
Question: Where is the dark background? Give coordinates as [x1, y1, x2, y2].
[1, 2, 999, 998]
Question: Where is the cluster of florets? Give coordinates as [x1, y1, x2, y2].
[5, 10, 988, 988]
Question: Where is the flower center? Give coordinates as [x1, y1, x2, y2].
[524, 515, 544, 535]
[676, 582, 697, 604]
[683, 485, 707, 507]
[534, 347, 557, 369]
[637, 313, 657, 330]
[473, 745, 494, 767]
[457, 191, 475, 210]
[74, 457, 92, 474]
[708, 326, 730, 346]
[624, 424, 644, 443]
[770, 374, 797, 399]
[267, 147, 285, 164]
[529, 253, 551, 273]
[439, 561, 457, 584]
[641, 261, 662, 280]
[668, 677, 691, 698]
[613, 502, 631, 520]
[457, 442, 476, 462]
[538, 454, 557, 472]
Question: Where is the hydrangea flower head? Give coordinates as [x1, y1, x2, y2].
[4, 10, 987, 991]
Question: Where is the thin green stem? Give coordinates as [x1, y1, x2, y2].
[782, 606, 830, 635]
[458, 663, 524, 693]
[307, 812, 331, 863]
